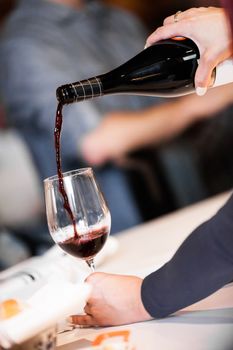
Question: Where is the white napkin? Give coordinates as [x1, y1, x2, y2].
[0, 281, 91, 347]
[0, 236, 118, 301]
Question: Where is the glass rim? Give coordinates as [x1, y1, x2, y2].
[43, 167, 93, 183]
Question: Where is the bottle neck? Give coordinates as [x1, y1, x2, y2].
[56, 76, 103, 104]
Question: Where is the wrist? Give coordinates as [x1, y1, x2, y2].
[137, 278, 153, 321]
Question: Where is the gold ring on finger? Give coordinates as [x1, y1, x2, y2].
[174, 10, 182, 23]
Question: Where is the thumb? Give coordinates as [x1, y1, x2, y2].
[195, 57, 216, 96]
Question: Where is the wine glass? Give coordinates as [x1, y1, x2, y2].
[44, 168, 111, 271]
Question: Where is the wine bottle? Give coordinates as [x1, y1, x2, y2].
[56, 38, 233, 104]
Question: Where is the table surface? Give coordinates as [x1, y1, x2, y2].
[57, 191, 233, 350]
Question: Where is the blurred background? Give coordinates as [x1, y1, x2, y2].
[1, 0, 233, 271]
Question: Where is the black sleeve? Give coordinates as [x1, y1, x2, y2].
[141, 193, 233, 318]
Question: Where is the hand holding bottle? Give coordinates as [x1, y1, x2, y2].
[56, 7, 233, 103]
[145, 7, 233, 95]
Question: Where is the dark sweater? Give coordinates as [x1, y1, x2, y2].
[141, 192, 233, 318]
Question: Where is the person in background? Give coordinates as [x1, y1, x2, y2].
[70, 5, 233, 326]
[0, 0, 161, 237]
[1, 0, 225, 247]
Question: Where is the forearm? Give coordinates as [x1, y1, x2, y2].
[141, 192, 233, 318]
[140, 83, 233, 147]
[136, 100, 194, 146]
[81, 84, 233, 165]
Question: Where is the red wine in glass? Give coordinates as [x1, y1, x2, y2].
[44, 168, 111, 271]
[58, 226, 109, 260]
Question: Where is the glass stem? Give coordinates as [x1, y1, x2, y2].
[86, 258, 95, 272]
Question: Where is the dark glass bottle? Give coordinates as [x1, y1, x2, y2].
[56, 38, 233, 104]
